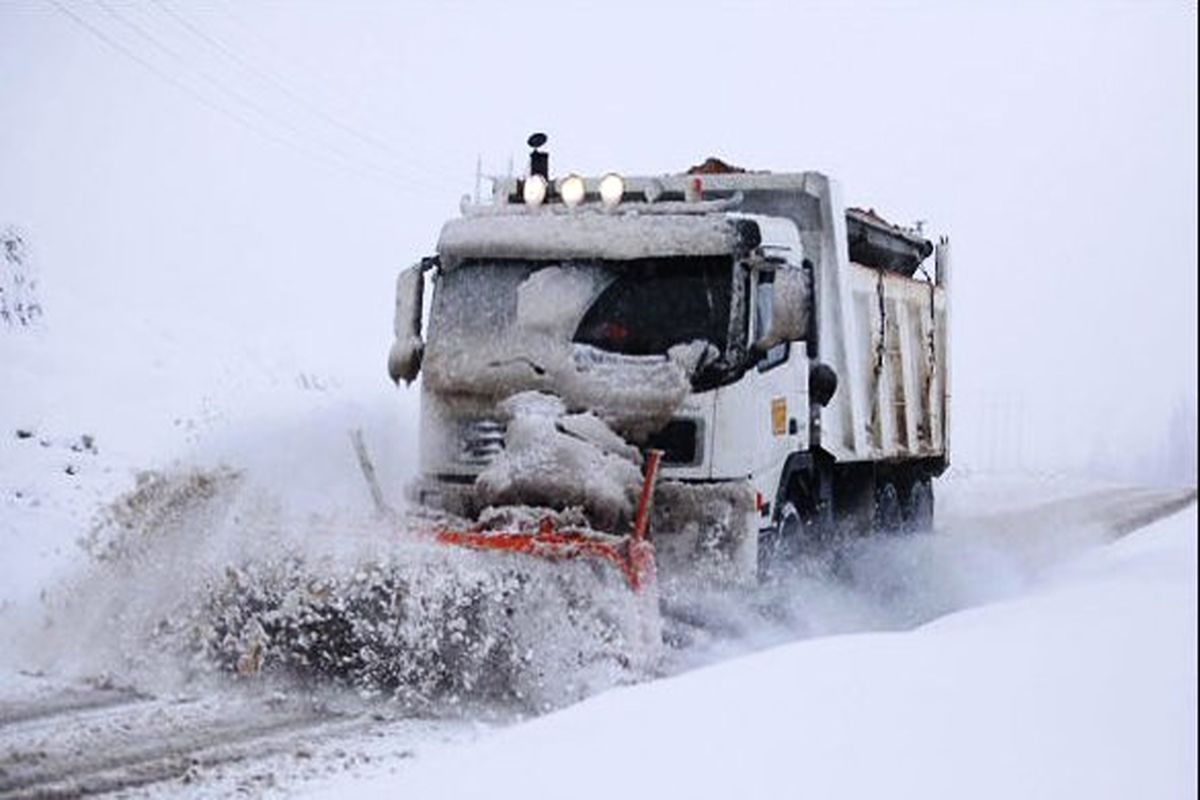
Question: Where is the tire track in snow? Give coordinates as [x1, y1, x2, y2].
[0, 486, 1192, 797]
[951, 486, 1197, 569]
[959, 486, 1196, 538]
[0, 694, 364, 797]
[0, 686, 147, 728]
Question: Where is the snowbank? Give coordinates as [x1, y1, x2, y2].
[475, 392, 643, 529]
[308, 505, 1198, 800]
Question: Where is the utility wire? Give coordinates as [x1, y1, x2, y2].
[206, 0, 469, 189]
[147, 0, 439, 183]
[49, 0, 265, 141]
[213, 0, 484, 193]
[91, 0, 432, 188]
[209, 0, 361, 114]
[48, 0, 418, 193]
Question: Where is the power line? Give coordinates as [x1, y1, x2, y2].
[202, 0, 468, 188]
[208, 0, 360, 111]
[48, 0, 284, 151]
[91, 0, 431, 188]
[146, 0, 438, 183]
[47, 0, 420, 193]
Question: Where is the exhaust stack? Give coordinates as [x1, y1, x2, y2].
[528, 131, 548, 179]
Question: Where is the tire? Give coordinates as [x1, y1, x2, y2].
[904, 479, 934, 533]
[874, 481, 904, 534]
[758, 501, 802, 580]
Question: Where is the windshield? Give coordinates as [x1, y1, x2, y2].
[574, 257, 732, 355]
[429, 256, 734, 358]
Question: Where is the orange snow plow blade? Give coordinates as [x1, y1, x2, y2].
[433, 450, 663, 593]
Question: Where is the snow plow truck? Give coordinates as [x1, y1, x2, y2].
[389, 134, 950, 599]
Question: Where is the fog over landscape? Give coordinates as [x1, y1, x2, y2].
[2, 1, 1195, 484]
[1, 4, 1196, 798]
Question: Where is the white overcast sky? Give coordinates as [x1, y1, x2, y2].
[1, 1, 1196, 480]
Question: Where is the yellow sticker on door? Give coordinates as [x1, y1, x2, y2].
[771, 396, 787, 436]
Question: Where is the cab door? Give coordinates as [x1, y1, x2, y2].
[749, 259, 809, 487]
[709, 253, 809, 496]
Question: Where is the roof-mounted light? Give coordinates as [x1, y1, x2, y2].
[523, 174, 547, 207]
[559, 174, 585, 208]
[599, 173, 624, 208]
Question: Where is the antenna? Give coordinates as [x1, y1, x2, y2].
[474, 154, 482, 204]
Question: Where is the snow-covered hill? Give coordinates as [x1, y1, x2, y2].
[0, 216, 419, 610]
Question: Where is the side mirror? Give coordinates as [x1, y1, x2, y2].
[753, 265, 811, 352]
[387, 261, 428, 384]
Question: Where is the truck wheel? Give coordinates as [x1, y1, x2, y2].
[874, 481, 903, 534]
[758, 501, 802, 580]
[904, 479, 934, 533]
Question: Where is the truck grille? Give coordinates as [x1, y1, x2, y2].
[459, 418, 506, 465]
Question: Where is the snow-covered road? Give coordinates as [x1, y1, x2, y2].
[0, 680, 472, 798]
[1, 258, 1194, 796]
[1, 483, 1193, 798]
[305, 497, 1199, 800]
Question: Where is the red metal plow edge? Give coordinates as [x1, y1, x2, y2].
[433, 451, 663, 593]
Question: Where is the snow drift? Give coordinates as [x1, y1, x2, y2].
[312, 505, 1198, 800]
[16, 463, 659, 712]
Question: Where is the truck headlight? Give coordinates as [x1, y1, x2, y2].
[599, 173, 624, 208]
[523, 174, 547, 207]
[559, 174, 585, 208]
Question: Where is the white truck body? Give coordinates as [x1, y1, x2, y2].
[391, 162, 950, 581]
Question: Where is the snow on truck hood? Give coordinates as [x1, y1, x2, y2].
[423, 340, 711, 441]
[437, 212, 741, 264]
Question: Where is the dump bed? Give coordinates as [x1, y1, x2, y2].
[834, 262, 948, 462]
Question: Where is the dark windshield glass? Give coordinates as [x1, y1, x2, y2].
[573, 257, 732, 356]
